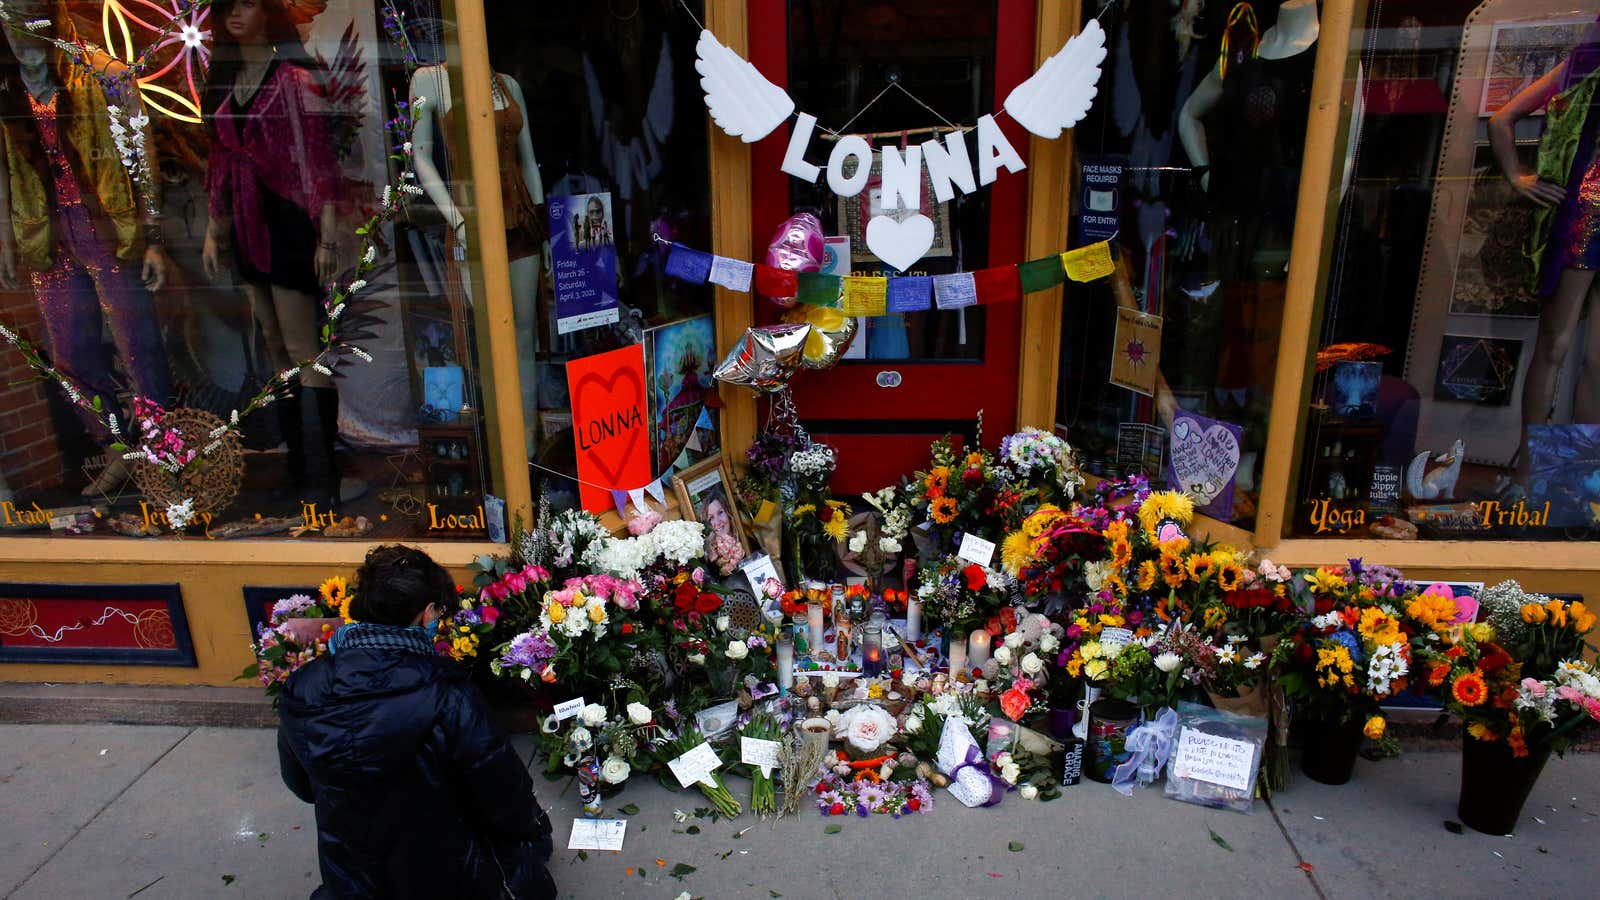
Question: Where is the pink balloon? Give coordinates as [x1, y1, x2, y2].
[763, 212, 825, 307]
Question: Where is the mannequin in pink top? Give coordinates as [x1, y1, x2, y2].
[201, 0, 343, 508]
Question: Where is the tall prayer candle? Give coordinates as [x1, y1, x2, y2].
[968, 629, 992, 668]
[776, 630, 795, 691]
[904, 595, 922, 641]
[807, 599, 825, 654]
[861, 626, 884, 677]
[948, 636, 968, 679]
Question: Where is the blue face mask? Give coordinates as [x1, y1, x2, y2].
[412, 614, 441, 642]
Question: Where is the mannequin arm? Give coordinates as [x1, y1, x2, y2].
[1489, 59, 1569, 208]
[408, 66, 464, 232]
[503, 77, 545, 206]
[1178, 69, 1223, 190]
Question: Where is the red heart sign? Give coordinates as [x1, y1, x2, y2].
[567, 345, 653, 512]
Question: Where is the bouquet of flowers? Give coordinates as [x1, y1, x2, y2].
[739, 709, 786, 816]
[434, 591, 502, 663]
[655, 719, 742, 818]
[909, 437, 1009, 550]
[1006, 505, 1108, 598]
[813, 768, 932, 818]
[1104, 621, 1211, 717]
[1477, 580, 1597, 679]
[915, 555, 1009, 637]
[996, 426, 1084, 506]
[736, 428, 807, 562]
[539, 687, 658, 792]
[1274, 592, 1412, 735]
[465, 555, 549, 634]
[788, 499, 849, 582]
[900, 689, 989, 762]
[516, 502, 612, 581]
[241, 590, 341, 703]
[490, 574, 651, 697]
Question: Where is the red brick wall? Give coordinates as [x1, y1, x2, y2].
[0, 287, 66, 492]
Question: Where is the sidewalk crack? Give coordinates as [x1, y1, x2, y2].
[1267, 796, 1329, 900]
[3, 727, 195, 900]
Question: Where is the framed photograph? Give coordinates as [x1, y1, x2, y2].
[672, 455, 749, 558]
[1434, 334, 1523, 406]
[1479, 17, 1594, 117]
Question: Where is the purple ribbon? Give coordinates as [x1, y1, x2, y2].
[949, 743, 1007, 808]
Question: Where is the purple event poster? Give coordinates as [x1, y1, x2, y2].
[549, 192, 621, 334]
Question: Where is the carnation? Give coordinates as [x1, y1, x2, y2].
[1154, 652, 1182, 673]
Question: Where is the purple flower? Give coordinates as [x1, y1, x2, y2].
[498, 631, 555, 670]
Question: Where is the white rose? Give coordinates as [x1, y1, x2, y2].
[1040, 634, 1060, 654]
[1019, 783, 1039, 800]
[1154, 652, 1182, 673]
[973, 679, 989, 694]
[568, 726, 592, 751]
[1004, 632, 1024, 649]
[825, 709, 842, 729]
[848, 531, 867, 553]
[994, 646, 1014, 667]
[626, 702, 653, 725]
[1020, 653, 1043, 676]
[726, 640, 749, 660]
[578, 703, 607, 727]
[880, 537, 902, 554]
[822, 673, 840, 690]
[715, 615, 731, 632]
[836, 704, 897, 754]
[904, 715, 923, 733]
[687, 652, 706, 666]
[1001, 762, 1021, 783]
[600, 756, 631, 784]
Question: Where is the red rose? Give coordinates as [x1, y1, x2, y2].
[621, 623, 633, 635]
[907, 798, 920, 811]
[829, 802, 844, 816]
[674, 582, 697, 611]
[695, 592, 722, 614]
[816, 782, 829, 794]
[1314, 597, 1334, 615]
[963, 564, 987, 591]
[962, 467, 984, 486]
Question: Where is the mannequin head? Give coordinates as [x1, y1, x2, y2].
[212, 0, 304, 51]
[2, 0, 68, 73]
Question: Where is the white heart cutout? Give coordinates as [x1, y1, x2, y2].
[1168, 416, 1240, 507]
[865, 214, 935, 272]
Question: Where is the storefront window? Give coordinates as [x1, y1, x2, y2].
[0, 0, 500, 540]
[1058, 0, 1318, 531]
[495, 1, 717, 515]
[1295, 1, 1599, 541]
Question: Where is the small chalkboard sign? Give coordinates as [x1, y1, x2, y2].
[1061, 739, 1084, 787]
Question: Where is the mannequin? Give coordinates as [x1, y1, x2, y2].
[1490, 14, 1600, 477]
[409, 63, 545, 455]
[1177, 0, 1319, 398]
[201, 0, 343, 507]
[0, 1, 174, 496]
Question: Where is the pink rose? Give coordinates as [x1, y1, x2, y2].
[1521, 678, 1546, 698]
[482, 606, 500, 626]
[505, 571, 529, 595]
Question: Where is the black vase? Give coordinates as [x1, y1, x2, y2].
[1298, 715, 1364, 785]
[1458, 732, 1553, 835]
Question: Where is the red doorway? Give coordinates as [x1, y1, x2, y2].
[748, 0, 1034, 493]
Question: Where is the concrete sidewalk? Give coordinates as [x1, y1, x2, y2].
[0, 724, 1595, 900]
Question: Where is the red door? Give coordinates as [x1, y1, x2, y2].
[749, 0, 1033, 493]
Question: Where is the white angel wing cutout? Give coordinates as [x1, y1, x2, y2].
[695, 28, 795, 142]
[1003, 20, 1108, 140]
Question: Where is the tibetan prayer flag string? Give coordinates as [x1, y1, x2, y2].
[664, 243, 713, 284]
[841, 276, 889, 315]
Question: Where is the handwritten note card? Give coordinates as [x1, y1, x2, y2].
[741, 737, 782, 776]
[957, 533, 996, 569]
[567, 818, 627, 852]
[668, 741, 723, 789]
[1172, 728, 1256, 792]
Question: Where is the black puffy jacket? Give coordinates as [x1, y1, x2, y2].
[278, 642, 555, 900]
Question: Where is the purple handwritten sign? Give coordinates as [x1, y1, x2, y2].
[1167, 411, 1242, 520]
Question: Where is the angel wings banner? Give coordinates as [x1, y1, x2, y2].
[694, 21, 1108, 271]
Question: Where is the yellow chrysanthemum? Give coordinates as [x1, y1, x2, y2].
[1001, 530, 1036, 575]
[1137, 490, 1196, 535]
[1467, 622, 1495, 643]
[794, 503, 817, 517]
[1136, 560, 1158, 591]
[964, 452, 984, 468]
[1406, 593, 1458, 634]
[823, 510, 849, 542]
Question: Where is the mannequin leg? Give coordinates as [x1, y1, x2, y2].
[93, 260, 174, 408]
[510, 254, 541, 457]
[265, 285, 337, 506]
[242, 282, 304, 492]
[1521, 268, 1597, 469]
[1578, 284, 1600, 424]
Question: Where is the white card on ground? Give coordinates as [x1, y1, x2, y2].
[740, 736, 782, 774]
[957, 533, 996, 569]
[1172, 728, 1256, 792]
[567, 817, 627, 852]
[553, 696, 586, 721]
[709, 256, 754, 292]
[668, 741, 723, 788]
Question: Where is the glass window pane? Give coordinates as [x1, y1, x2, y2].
[0, 0, 500, 540]
[1294, 1, 1600, 542]
[1057, 0, 1315, 531]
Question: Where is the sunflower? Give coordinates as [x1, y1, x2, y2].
[1001, 530, 1035, 575]
[1110, 538, 1133, 570]
[1105, 573, 1128, 598]
[1136, 560, 1158, 591]
[1159, 552, 1186, 588]
[1451, 670, 1488, 707]
[1185, 554, 1215, 581]
[1358, 608, 1402, 646]
[320, 576, 353, 623]
[823, 509, 849, 542]
[1214, 558, 1244, 592]
[1103, 519, 1130, 544]
[1156, 535, 1191, 557]
[926, 466, 951, 496]
[930, 496, 958, 524]
[1023, 505, 1062, 538]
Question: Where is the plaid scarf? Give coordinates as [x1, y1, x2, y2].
[331, 622, 437, 657]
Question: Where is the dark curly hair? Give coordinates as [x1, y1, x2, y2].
[349, 545, 455, 626]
